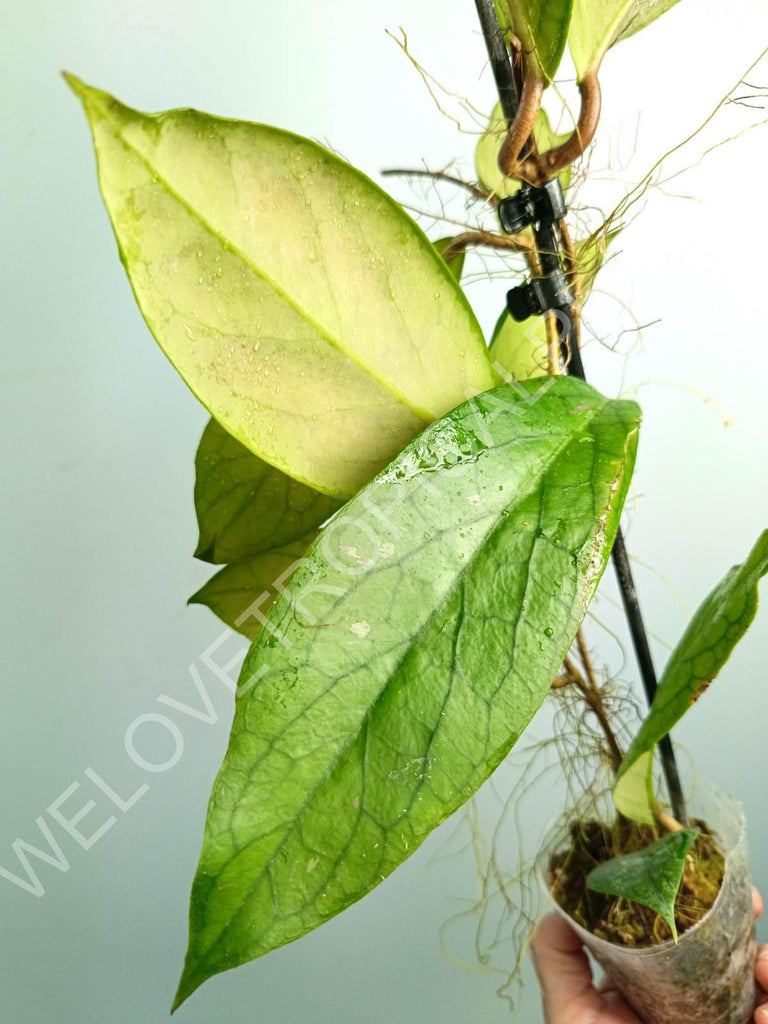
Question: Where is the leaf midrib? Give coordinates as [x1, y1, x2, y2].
[188, 397, 614, 978]
[96, 99, 437, 425]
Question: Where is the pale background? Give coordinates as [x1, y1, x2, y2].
[2, 1, 768, 1021]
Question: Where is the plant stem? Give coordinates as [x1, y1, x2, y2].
[439, 229, 532, 257]
[565, 635, 625, 773]
[380, 168, 498, 206]
[473, 0, 688, 825]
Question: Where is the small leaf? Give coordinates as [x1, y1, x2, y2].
[194, 418, 340, 564]
[488, 232, 612, 382]
[569, 0, 633, 80]
[190, 536, 315, 640]
[475, 104, 572, 200]
[433, 237, 466, 283]
[66, 76, 494, 499]
[573, 228, 620, 301]
[488, 309, 549, 381]
[568, 0, 680, 80]
[174, 375, 639, 1007]
[615, 0, 682, 44]
[586, 828, 700, 940]
[507, 0, 574, 81]
[615, 531, 768, 822]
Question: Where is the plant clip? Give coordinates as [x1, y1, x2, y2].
[498, 180, 566, 235]
[498, 180, 573, 322]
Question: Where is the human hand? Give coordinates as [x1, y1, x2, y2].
[531, 889, 768, 1024]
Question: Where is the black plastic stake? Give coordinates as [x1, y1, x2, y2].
[474, 0, 687, 824]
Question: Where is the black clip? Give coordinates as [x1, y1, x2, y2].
[498, 180, 566, 235]
[499, 179, 572, 321]
[507, 270, 574, 322]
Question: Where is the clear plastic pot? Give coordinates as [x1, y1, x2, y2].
[537, 780, 757, 1024]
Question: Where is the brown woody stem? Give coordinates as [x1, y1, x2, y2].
[559, 634, 624, 774]
[441, 229, 532, 258]
[497, 66, 543, 179]
[541, 71, 601, 178]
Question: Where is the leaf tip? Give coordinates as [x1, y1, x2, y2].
[193, 539, 218, 564]
[61, 71, 92, 103]
[171, 960, 205, 1015]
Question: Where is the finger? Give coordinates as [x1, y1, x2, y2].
[754, 888, 764, 920]
[756, 945, 768, 994]
[755, 1004, 768, 1024]
[530, 913, 598, 1018]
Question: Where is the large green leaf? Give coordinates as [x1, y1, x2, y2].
[190, 536, 316, 640]
[194, 417, 340, 564]
[66, 76, 495, 499]
[614, 531, 768, 823]
[475, 104, 572, 200]
[587, 829, 699, 940]
[507, 0, 574, 81]
[173, 376, 640, 1007]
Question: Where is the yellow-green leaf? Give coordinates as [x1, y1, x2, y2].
[573, 228, 619, 300]
[433, 236, 466, 283]
[615, 0, 681, 44]
[569, 0, 633, 79]
[568, 0, 679, 79]
[190, 536, 315, 640]
[66, 76, 495, 500]
[488, 309, 549, 380]
[475, 104, 572, 200]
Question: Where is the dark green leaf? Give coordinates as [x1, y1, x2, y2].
[190, 536, 315, 640]
[615, 531, 768, 822]
[174, 376, 639, 1007]
[587, 828, 699, 940]
[194, 418, 340, 565]
[508, 0, 574, 81]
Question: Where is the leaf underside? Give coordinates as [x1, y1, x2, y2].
[66, 75, 494, 499]
[174, 375, 639, 1008]
[569, 0, 680, 80]
[614, 530, 768, 823]
[194, 417, 341, 565]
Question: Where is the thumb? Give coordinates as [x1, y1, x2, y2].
[531, 912, 601, 1020]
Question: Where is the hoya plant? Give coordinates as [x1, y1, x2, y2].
[66, 0, 767, 1018]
